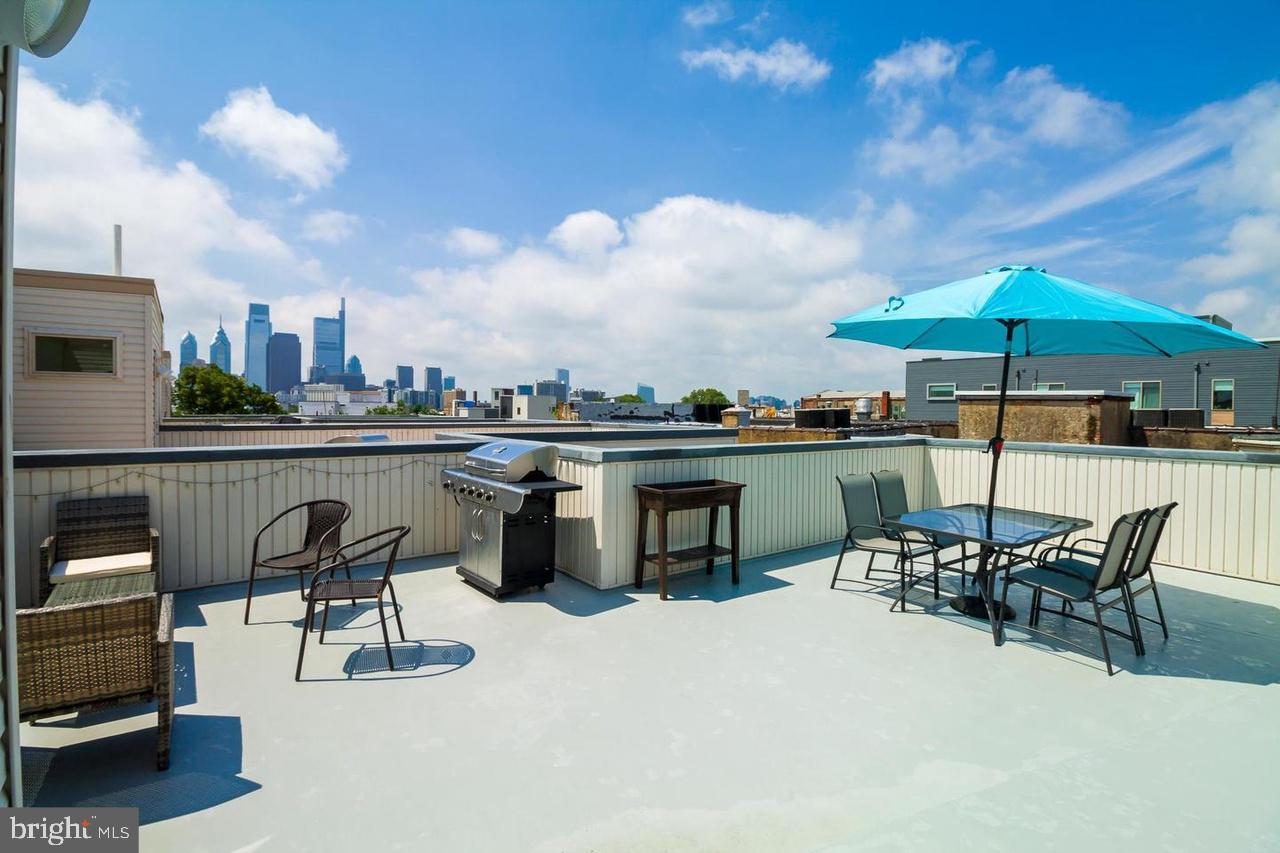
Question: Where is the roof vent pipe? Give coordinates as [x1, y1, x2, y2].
[112, 224, 122, 275]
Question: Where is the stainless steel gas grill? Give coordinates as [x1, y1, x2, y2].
[441, 439, 582, 597]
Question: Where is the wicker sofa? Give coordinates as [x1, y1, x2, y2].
[39, 496, 160, 605]
[17, 592, 174, 770]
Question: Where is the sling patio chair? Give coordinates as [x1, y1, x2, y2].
[829, 473, 936, 610]
[245, 499, 352, 624]
[296, 525, 411, 681]
[1035, 502, 1178, 656]
[999, 509, 1147, 675]
[870, 470, 970, 591]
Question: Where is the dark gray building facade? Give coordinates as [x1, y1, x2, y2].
[905, 337, 1280, 427]
[266, 332, 301, 394]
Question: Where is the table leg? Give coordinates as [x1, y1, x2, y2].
[634, 504, 648, 589]
[729, 499, 740, 585]
[656, 510, 669, 600]
[705, 505, 719, 575]
[948, 544, 1016, 640]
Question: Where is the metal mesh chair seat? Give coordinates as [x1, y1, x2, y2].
[854, 536, 935, 557]
[258, 549, 332, 571]
[1006, 564, 1095, 601]
[311, 578, 385, 601]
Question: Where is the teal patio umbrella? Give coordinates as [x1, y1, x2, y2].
[829, 265, 1264, 529]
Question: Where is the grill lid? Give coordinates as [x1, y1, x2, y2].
[463, 439, 560, 482]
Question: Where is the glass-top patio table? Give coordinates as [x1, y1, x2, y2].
[885, 503, 1092, 644]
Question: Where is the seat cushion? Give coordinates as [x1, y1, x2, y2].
[50, 551, 152, 584]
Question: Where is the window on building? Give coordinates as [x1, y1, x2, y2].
[1122, 380, 1162, 410]
[981, 383, 998, 391]
[926, 383, 956, 401]
[33, 334, 116, 375]
[1212, 379, 1235, 411]
[1032, 382, 1066, 391]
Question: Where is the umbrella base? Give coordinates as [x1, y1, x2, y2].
[949, 595, 1015, 622]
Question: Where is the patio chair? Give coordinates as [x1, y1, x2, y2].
[296, 526, 411, 681]
[829, 474, 935, 608]
[870, 470, 970, 591]
[1000, 509, 1147, 675]
[39, 496, 159, 604]
[1039, 502, 1178, 655]
[18, 592, 174, 770]
[245, 499, 352, 624]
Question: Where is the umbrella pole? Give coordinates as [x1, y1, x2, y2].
[985, 321, 1017, 534]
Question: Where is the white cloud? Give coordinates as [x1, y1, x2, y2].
[301, 209, 360, 244]
[867, 38, 965, 93]
[548, 210, 623, 256]
[682, 1, 732, 28]
[998, 66, 1127, 148]
[13, 69, 310, 376]
[200, 86, 348, 190]
[442, 226, 504, 258]
[865, 39, 1128, 186]
[682, 39, 831, 91]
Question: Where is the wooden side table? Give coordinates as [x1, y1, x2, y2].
[634, 479, 745, 600]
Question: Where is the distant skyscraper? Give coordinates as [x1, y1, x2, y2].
[179, 331, 197, 370]
[555, 367, 570, 387]
[244, 303, 271, 389]
[209, 319, 232, 374]
[425, 366, 443, 409]
[396, 365, 414, 389]
[266, 332, 301, 394]
[442, 374, 455, 391]
[312, 297, 346, 378]
[637, 383, 655, 404]
[346, 354, 362, 374]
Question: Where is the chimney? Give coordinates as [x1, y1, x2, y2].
[881, 390, 892, 420]
[113, 224, 123, 275]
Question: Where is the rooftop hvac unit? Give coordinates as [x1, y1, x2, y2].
[1131, 409, 1168, 428]
[1168, 408, 1206, 429]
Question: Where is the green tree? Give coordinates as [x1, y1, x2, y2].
[613, 393, 645, 403]
[680, 387, 731, 405]
[172, 364, 283, 415]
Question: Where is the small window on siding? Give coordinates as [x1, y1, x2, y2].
[1212, 379, 1235, 411]
[33, 335, 116, 375]
[981, 383, 998, 392]
[926, 383, 956, 401]
[1032, 382, 1066, 391]
[1122, 380, 1162, 410]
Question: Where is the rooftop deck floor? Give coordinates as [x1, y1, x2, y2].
[21, 545, 1280, 852]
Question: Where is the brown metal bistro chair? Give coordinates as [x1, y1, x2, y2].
[296, 526, 411, 681]
[245, 500, 351, 624]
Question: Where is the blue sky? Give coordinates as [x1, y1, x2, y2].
[14, 1, 1280, 399]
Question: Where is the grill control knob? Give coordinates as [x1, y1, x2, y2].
[484, 491, 495, 502]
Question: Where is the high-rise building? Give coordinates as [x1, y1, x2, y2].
[266, 332, 301, 394]
[516, 383, 533, 396]
[396, 365, 414, 389]
[637, 383, 655, 404]
[179, 331, 197, 370]
[443, 375, 455, 391]
[425, 366, 443, 410]
[327, 371, 366, 392]
[209, 319, 231, 374]
[536, 379, 568, 405]
[555, 367, 570, 386]
[244, 303, 271, 389]
[346, 354, 363, 374]
[312, 297, 346, 378]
